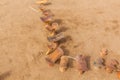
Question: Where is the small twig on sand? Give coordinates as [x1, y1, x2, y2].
[66, 56, 76, 60]
[29, 6, 39, 13]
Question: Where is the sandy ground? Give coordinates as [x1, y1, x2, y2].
[0, 0, 120, 80]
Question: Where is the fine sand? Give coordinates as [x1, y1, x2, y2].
[0, 0, 120, 80]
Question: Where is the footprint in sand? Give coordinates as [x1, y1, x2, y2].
[104, 20, 120, 35]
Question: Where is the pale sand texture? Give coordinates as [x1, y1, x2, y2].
[0, 0, 120, 80]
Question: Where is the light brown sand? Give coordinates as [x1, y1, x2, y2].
[0, 0, 120, 80]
